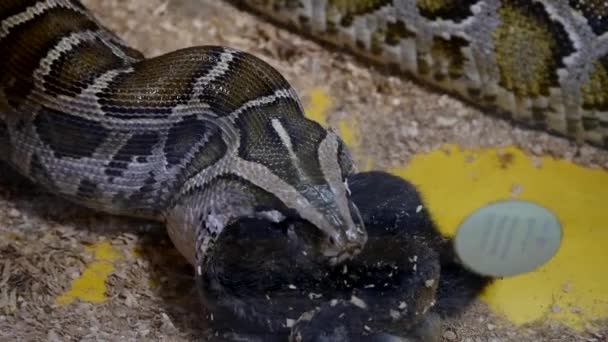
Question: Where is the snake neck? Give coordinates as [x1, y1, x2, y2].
[164, 176, 292, 267]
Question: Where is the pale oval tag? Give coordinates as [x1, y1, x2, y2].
[454, 200, 562, 277]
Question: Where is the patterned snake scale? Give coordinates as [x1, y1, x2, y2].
[238, 0, 608, 148]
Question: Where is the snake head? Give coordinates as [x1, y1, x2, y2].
[294, 180, 367, 266]
[246, 122, 368, 267]
[164, 49, 367, 268]
[164, 122, 367, 269]
[244, 123, 368, 266]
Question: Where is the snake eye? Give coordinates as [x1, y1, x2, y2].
[329, 236, 336, 245]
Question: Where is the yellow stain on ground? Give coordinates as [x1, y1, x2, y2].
[338, 119, 360, 149]
[389, 144, 608, 329]
[56, 241, 122, 305]
[303, 87, 363, 160]
[304, 87, 332, 126]
[291, 84, 606, 328]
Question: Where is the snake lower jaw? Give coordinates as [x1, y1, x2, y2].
[325, 246, 363, 267]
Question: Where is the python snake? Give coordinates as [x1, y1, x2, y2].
[0, 0, 370, 265]
[238, 0, 608, 148]
[1, 0, 594, 340]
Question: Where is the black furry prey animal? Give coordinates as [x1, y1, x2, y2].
[201, 171, 492, 341]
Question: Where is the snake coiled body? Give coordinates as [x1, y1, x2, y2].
[0, 0, 368, 267]
[238, 0, 608, 148]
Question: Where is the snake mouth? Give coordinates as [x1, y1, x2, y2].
[326, 246, 362, 266]
[288, 219, 365, 266]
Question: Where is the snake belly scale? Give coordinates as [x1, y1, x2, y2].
[0, 0, 368, 275]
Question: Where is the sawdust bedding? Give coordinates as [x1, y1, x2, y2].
[1, 0, 607, 341]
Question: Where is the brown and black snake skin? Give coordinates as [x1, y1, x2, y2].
[0, 0, 368, 268]
[238, 0, 608, 148]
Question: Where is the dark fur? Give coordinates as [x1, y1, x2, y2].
[198, 171, 492, 341]
[348, 171, 493, 318]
